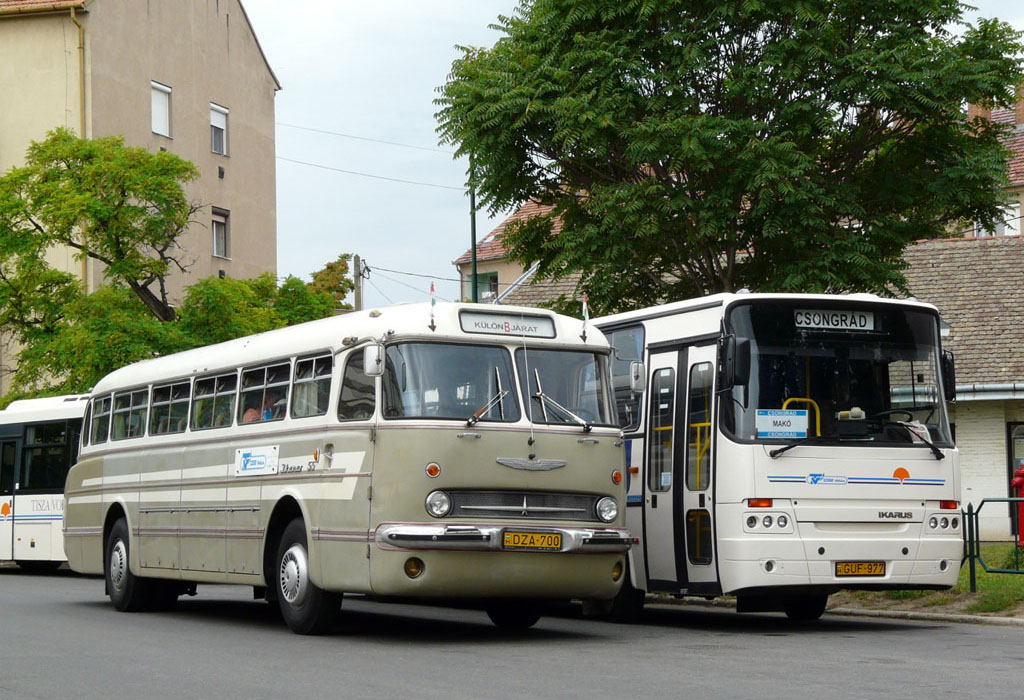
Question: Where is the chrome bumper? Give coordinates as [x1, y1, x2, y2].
[375, 523, 632, 553]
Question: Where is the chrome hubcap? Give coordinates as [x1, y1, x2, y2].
[279, 544, 309, 606]
[109, 539, 128, 592]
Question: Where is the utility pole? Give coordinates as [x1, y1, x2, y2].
[353, 254, 363, 311]
[470, 186, 479, 303]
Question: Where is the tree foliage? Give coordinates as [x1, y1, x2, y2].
[437, 0, 1024, 315]
[0, 128, 200, 322]
[309, 253, 355, 310]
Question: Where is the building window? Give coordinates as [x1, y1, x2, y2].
[210, 103, 229, 155]
[462, 271, 499, 301]
[151, 81, 171, 137]
[974, 203, 1021, 237]
[212, 210, 230, 258]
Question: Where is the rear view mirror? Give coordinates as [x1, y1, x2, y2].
[363, 344, 385, 377]
[941, 350, 956, 403]
[719, 336, 751, 389]
[629, 361, 646, 393]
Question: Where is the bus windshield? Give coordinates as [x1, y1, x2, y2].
[515, 349, 613, 427]
[723, 302, 953, 447]
[383, 342, 520, 421]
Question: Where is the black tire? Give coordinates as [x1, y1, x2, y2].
[783, 594, 828, 621]
[275, 518, 341, 635]
[485, 600, 543, 630]
[606, 575, 646, 623]
[105, 517, 153, 612]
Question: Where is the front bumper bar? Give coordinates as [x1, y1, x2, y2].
[375, 523, 632, 553]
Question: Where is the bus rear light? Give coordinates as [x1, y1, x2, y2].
[939, 500, 959, 510]
[748, 498, 773, 508]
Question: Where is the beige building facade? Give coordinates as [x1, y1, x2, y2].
[0, 0, 279, 395]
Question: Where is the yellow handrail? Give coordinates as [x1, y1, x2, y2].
[781, 397, 821, 437]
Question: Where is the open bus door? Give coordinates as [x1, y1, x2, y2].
[1, 439, 17, 560]
[643, 344, 719, 592]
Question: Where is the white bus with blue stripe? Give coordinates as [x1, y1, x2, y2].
[0, 395, 89, 568]
[596, 293, 961, 621]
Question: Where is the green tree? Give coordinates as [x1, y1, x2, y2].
[176, 273, 284, 347]
[0, 128, 199, 322]
[437, 0, 1024, 314]
[274, 275, 337, 326]
[309, 253, 355, 310]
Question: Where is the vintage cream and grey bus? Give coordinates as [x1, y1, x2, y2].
[1, 394, 89, 568]
[595, 293, 960, 620]
[64, 302, 629, 633]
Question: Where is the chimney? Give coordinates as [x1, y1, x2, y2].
[1016, 83, 1024, 129]
[967, 102, 991, 122]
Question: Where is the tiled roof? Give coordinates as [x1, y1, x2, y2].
[454, 201, 559, 266]
[902, 235, 1024, 385]
[991, 108, 1024, 186]
[500, 268, 582, 309]
[0, 0, 86, 13]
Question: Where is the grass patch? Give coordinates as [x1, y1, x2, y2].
[885, 589, 931, 601]
[957, 543, 1024, 614]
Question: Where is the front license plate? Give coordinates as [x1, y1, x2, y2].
[835, 561, 885, 577]
[503, 531, 562, 551]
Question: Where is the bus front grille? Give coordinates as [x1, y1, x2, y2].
[447, 491, 597, 521]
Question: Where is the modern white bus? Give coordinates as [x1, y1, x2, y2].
[595, 292, 961, 620]
[1, 394, 89, 569]
[64, 302, 630, 633]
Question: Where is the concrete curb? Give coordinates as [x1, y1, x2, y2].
[645, 596, 1024, 626]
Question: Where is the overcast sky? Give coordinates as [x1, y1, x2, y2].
[240, 0, 1024, 309]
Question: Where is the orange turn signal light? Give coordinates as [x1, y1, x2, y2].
[611, 470, 623, 485]
[939, 500, 959, 510]
[629, 466, 639, 475]
[748, 498, 773, 508]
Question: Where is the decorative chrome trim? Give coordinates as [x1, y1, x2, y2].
[495, 457, 567, 471]
[375, 523, 631, 553]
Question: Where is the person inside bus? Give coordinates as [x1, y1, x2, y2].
[243, 392, 279, 423]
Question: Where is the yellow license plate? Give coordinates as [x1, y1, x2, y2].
[835, 561, 885, 577]
[503, 531, 562, 551]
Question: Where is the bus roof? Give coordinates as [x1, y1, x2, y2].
[90, 302, 604, 395]
[0, 394, 90, 425]
[593, 292, 941, 328]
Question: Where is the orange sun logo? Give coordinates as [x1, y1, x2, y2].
[893, 468, 910, 483]
[0, 502, 10, 520]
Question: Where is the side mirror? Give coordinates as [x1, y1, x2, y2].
[363, 344, 385, 377]
[719, 335, 751, 389]
[941, 350, 956, 403]
[629, 361, 646, 393]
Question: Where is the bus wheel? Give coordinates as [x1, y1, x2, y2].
[275, 518, 341, 635]
[105, 517, 152, 612]
[485, 600, 542, 630]
[783, 594, 828, 622]
[606, 576, 646, 623]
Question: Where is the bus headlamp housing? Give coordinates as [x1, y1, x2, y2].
[425, 490, 452, 518]
[596, 497, 618, 523]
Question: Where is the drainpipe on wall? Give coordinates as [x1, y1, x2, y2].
[69, 7, 90, 292]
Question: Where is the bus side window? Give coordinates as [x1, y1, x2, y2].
[90, 395, 112, 444]
[240, 362, 291, 424]
[150, 381, 191, 435]
[338, 351, 375, 421]
[608, 326, 645, 431]
[111, 389, 149, 441]
[292, 354, 332, 418]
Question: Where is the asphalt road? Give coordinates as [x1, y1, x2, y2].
[1, 567, 1021, 700]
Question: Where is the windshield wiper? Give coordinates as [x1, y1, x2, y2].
[886, 421, 945, 460]
[768, 435, 831, 459]
[466, 367, 508, 427]
[532, 368, 592, 432]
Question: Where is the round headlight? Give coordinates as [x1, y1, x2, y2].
[951, 517, 960, 529]
[940, 517, 949, 529]
[762, 515, 773, 528]
[425, 490, 451, 518]
[776, 514, 789, 528]
[746, 515, 758, 529]
[596, 496, 618, 522]
[929, 516, 938, 529]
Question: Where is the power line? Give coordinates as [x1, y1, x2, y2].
[276, 156, 464, 191]
[372, 269, 456, 303]
[365, 276, 394, 304]
[367, 265, 462, 283]
[277, 122, 455, 154]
